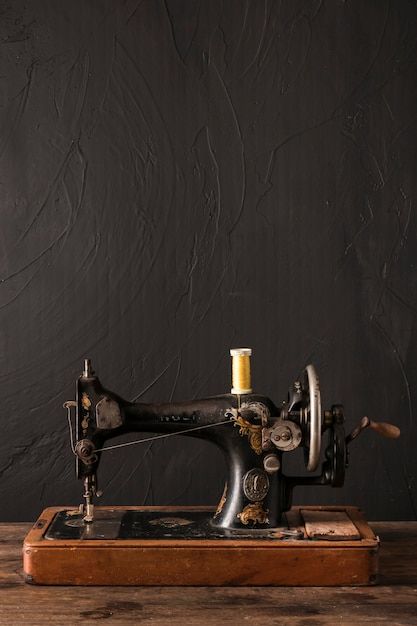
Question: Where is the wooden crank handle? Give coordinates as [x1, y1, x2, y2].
[346, 416, 400, 444]
[366, 418, 400, 439]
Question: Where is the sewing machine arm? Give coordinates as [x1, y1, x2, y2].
[65, 358, 399, 529]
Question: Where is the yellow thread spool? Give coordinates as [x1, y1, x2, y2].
[230, 348, 252, 394]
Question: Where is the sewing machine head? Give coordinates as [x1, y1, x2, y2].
[64, 349, 399, 529]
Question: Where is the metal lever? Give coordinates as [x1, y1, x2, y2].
[346, 416, 400, 445]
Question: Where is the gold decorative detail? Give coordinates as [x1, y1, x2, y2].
[81, 394, 91, 434]
[81, 393, 91, 410]
[214, 483, 228, 518]
[149, 517, 193, 528]
[233, 416, 263, 455]
[237, 502, 269, 526]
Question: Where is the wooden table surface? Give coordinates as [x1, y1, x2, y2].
[1, 522, 416, 625]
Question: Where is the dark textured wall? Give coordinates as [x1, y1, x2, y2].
[1, 0, 416, 521]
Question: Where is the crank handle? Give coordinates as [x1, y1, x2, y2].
[346, 416, 400, 445]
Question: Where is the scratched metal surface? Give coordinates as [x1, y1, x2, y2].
[0, 0, 416, 521]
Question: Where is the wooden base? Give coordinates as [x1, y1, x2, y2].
[23, 505, 379, 586]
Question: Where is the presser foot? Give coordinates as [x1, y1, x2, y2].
[79, 502, 94, 524]
[80, 475, 101, 523]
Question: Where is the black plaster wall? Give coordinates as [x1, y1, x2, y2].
[1, 0, 416, 521]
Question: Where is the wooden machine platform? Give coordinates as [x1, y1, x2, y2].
[23, 505, 378, 586]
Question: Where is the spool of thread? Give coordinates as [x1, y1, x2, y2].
[230, 348, 252, 394]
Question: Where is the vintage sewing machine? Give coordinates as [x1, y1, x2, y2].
[23, 349, 399, 586]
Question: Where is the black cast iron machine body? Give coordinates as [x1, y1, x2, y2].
[64, 349, 399, 529]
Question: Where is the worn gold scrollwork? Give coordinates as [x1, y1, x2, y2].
[214, 483, 228, 518]
[81, 393, 91, 410]
[81, 393, 91, 434]
[237, 502, 269, 526]
[232, 415, 263, 455]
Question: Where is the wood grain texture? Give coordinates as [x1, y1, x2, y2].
[1, 522, 417, 625]
[301, 510, 361, 540]
[22, 506, 378, 586]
